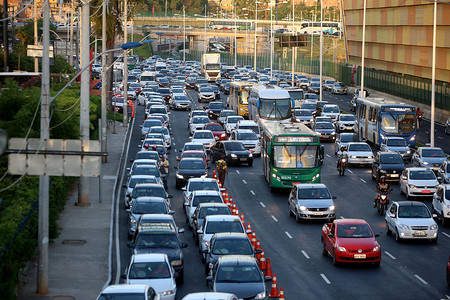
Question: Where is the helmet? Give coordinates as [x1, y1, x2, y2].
[144, 143, 149, 149]
[379, 176, 386, 182]
[340, 146, 345, 150]
[152, 145, 157, 150]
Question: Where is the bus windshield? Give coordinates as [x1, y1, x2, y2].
[259, 98, 291, 120]
[239, 90, 250, 104]
[381, 113, 416, 134]
[273, 145, 318, 168]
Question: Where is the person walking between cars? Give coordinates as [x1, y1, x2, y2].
[160, 156, 170, 190]
[217, 155, 228, 186]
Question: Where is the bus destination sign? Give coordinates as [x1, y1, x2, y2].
[381, 106, 415, 113]
[274, 136, 318, 143]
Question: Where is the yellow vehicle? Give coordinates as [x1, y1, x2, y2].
[228, 82, 257, 118]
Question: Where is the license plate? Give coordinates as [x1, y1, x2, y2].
[354, 254, 366, 259]
[422, 190, 431, 194]
[313, 212, 324, 215]
[414, 231, 426, 236]
[390, 174, 399, 177]
[292, 182, 301, 185]
[240, 158, 247, 161]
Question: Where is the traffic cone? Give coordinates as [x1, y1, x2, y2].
[269, 273, 280, 298]
[255, 239, 262, 260]
[212, 168, 217, 179]
[259, 250, 266, 271]
[224, 192, 230, 205]
[251, 230, 257, 248]
[232, 202, 236, 215]
[240, 213, 245, 225]
[235, 207, 239, 217]
[247, 223, 252, 239]
[227, 196, 232, 206]
[265, 258, 273, 278]
[279, 287, 285, 299]
[219, 181, 223, 189]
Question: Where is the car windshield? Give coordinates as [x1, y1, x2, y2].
[98, 293, 145, 300]
[184, 144, 204, 151]
[310, 82, 320, 87]
[326, 80, 335, 85]
[227, 117, 243, 124]
[297, 188, 331, 199]
[273, 145, 319, 168]
[179, 160, 206, 169]
[188, 181, 219, 192]
[224, 142, 246, 151]
[381, 113, 416, 134]
[192, 195, 222, 207]
[132, 187, 165, 199]
[193, 117, 210, 124]
[182, 152, 204, 160]
[192, 111, 207, 117]
[237, 132, 257, 140]
[132, 201, 167, 214]
[158, 88, 170, 93]
[149, 127, 169, 135]
[143, 120, 162, 128]
[209, 103, 223, 109]
[216, 265, 262, 283]
[132, 167, 160, 177]
[398, 206, 431, 218]
[150, 107, 166, 114]
[422, 148, 445, 158]
[220, 111, 235, 118]
[316, 123, 334, 129]
[175, 95, 190, 101]
[323, 106, 339, 113]
[129, 177, 157, 188]
[302, 103, 316, 110]
[335, 82, 344, 87]
[205, 220, 244, 234]
[129, 262, 171, 279]
[193, 132, 214, 139]
[380, 154, 404, 164]
[348, 144, 371, 152]
[135, 233, 179, 249]
[198, 207, 230, 219]
[206, 125, 223, 131]
[386, 139, 408, 147]
[409, 170, 436, 180]
[135, 152, 159, 161]
[340, 134, 354, 142]
[339, 115, 355, 121]
[201, 88, 213, 93]
[295, 110, 312, 117]
[337, 224, 373, 238]
[112, 97, 124, 104]
[212, 239, 253, 255]
[259, 98, 291, 120]
[288, 91, 304, 100]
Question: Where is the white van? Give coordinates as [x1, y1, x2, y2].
[140, 71, 157, 86]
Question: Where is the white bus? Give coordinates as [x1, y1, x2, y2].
[299, 21, 341, 35]
[210, 19, 254, 30]
[248, 85, 293, 126]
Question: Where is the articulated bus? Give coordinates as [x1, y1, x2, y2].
[210, 19, 254, 30]
[355, 97, 417, 147]
[248, 85, 293, 126]
[261, 122, 324, 190]
[228, 82, 257, 118]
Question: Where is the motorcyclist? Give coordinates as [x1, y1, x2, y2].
[336, 146, 348, 168]
[374, 176, 391, 208]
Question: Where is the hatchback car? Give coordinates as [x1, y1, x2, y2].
[385, 201, 438, 243]
[399, 167, 439, 199]
[190, 116, 212, 135]
[346, 142, 374, 165]
[336, 114, 355, 132]
[192, 203, 232, 245]
[209, 141, 253, 166]
[191, 130, 216, 149]
[224, 116, 245, 135]
[313, 122, 336, 142]
[321, 104, 340, 121]
[371, 152, 405, 182]
[288, 183, 336, 222]
[184, 191, 224, 230]
[334, 133, 356, 155]
[175, 158, 209, 189]
[331, 82, 348, 94]
[412, 147, 447, 171]
[203, 123, 227, 141]
[206, 255, 270, 299]
[96, 284, 158, 300]
[128, 183, 172, 209]
[380, 137, 412, 161]
[432, 184, 450, 226]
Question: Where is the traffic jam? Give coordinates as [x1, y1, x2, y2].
[97, 54, 450, 299]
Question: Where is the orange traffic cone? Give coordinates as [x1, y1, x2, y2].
[212, 168, 217, 179]
[269, 273, 280, 298]
[251, 230, 257, 248]
[279, 287, 285, 299]
[219, 181, 223, 189]
[235, 207, 239, 217]
[232, 202, 236, 215]
[265, 258, 273, 278]
[227, 196, 232, 206]
[247, 223, 252, 240]
[255, 239, 262, 260]
[259, 250, 266, 270]
[240, 213, 245, 225]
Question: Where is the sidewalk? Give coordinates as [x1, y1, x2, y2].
[18, 121, 127, 300]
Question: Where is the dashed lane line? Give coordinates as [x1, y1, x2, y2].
[259, 202, 266, 208]
[339, 216, 345, 219]
[236, 170, 240, 174]
[384, 251, 396, 260]
[250, 190, 255, 195]
[301, 250, 310, 259]
[442, 232, 450, 239]
[285, 231, 293, 239]
[360, 178, 367, 183]
[414, 274, 428, 285]
[348, 169, 354, 174]
[320, 274, 331, 284]
[242, 180, 247, 184]
[271, 215, 278, 222]
[326, 154, 331, 158]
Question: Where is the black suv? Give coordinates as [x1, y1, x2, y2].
[371, 152, 405, 182]
[205, 101, 225, 119]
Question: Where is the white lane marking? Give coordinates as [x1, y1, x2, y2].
[271, 215, 278, 222]
[414, 274, 428, 285]
[173, 142, 175, 146]
[339, 216, 345, 219]
[438, 136, 444, 140]
[320, 274, 331, 284]
[174, 149, 177, 152]
[285, 231, 293, 239]
[348, 169, 354, 174]
[250, 190, 255, 195]
[442, 232, 450, 239]
[360, 178, 367, 183]
[242, 179, 247, 184]
[384, 251, 396, 260]
[259, 202, 266, 208]
[301, 250, 310, 259]
[103, 175, 117, 180]
[236, 170, 240, 174]
[326, 154, 331, 158]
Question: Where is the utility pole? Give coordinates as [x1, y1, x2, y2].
[2, 0, 8, 71]
[101, 0, 108, 163]
[123, 0, 128, 127]
[183, 5, 186, 62]
[37, 0, 50, 294]
[77, 0, 91, 206]
[319, 0, 323, 102]
[34, 0, 38, 72]
[69, 1, 74, 67]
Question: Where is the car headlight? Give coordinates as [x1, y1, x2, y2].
[331, 132, 336, 135]
[368, 156, 373, 159]
[255, 291, 266, 299]
[422, 161, 429, 165]
[430, 224, 437, 230]
[231, 153, 237, 158]
[398, 224, 409, 230]
[409, 185, 417, 189]
[351, 156, 357, 158]
[176, 174, 184, 179]
[410, 135, 415, 141]
[372, 245, 380, 252]
[380, 169, 387, 173]
[249, 153, 253, 158]
[171, 260, 183, 266]
[160, 290, 175, 296]
[328, 205, 335, 211]
[406, 150, 411, 154]
[130, 219, 137, 224]
[336, 245, 347, 252]
[220, 133, 226, 138]
[299, 205, 307, 211]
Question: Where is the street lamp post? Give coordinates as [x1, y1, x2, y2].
[319, 0, 323, 102]
[183, 5, 186, 62]
[291, 0, 295, 86]
[234, 2, 237, 65]
[205, 4, 207, 53]
[360, 0, 367, 99]
[430, 0, 437, 146]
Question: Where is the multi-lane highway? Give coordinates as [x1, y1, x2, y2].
[116, 85, 450, 299]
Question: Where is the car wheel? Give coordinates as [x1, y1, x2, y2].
[406, 188, 411, 200]
[442, 214, 449, 226]
[332, 249, 339, 266]
[321, 239, 328, 256]
[395, 228, 402, 243]
[386, 221, 392, 235]
[248, 160, 253, 167]
[289, 203, 294, 217]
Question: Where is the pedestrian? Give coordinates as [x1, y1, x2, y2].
[160, 156, 170, 190]
[217, 155, 228, 186]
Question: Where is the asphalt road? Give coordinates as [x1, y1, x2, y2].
[118, 86, 450, 300]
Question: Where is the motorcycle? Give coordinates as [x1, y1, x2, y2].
[337, 157, 347, 176]
[375, 189, 392, 215]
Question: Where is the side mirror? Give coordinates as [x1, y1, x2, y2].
[139, 125, 143, 128]
[178, 228, 185, 233]
[255, 248, 263, 254]
[181, 187, 187, 191]
[122, 184, 127, 188]
[327, 233, 334, 238]
[127, 242, 133, 248]
[389, 213, 396, 218]
[206, 158, 211, 162]
[180, 242, 188, 248]
[126, 209, 131, 213]
[191, 216, 197, 220]
[168, 194, 174, 198]
[184, 202, 189, 206]
[169, 210, 175, 215]
[265, 276, 273, 282]
[332, 196, 337, 199]
[401, 175, 406, 180]
[197, 229, 203, 234]
[126, 167, 130, 172]
[432, 214, 438, 219]
[374, 233, 380, 238]
[174, 166, 178, 170]
[177, 158, 180, 161]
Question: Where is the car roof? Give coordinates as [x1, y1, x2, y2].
[205, 215, 240, 222]
[218, 255, 257, 264]
[192, 190, 222, 196]
[237, 120, 257, 125]
[138, 222, 177, 233]
[418, 147, 442, 151]
[184, 142, 204, 146]
[188, 178, 218, 183]
[101, 284, 149, 294]
[293, 183, 328, 189]
[130, 175, 157, 179]
[198, 202, 229, 209]
[213, 232, 249, 240]
[347, 142, 369, 146]
[180, 157, 205, 162]
[134, 197, 167, 203]
[182, 292, 237, 300]
[405, 167, 434, 171]
[395, 201, 427, 207]
[134, 183, 164, 189]
[132, 253, 168, 263]
[194, 130, 213, 134]
[334, 218, 369, 225]
[379, 152, 402, 157]
[140, 213, 175, 220]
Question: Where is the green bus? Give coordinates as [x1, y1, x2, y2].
[261, 120, 324, 190]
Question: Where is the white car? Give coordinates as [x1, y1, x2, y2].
[346, 142, 374, 166]
[336, 114, 355, 132]
[182, 293, 238, 300]
[321, 104, 340, 122]
[385, 201, 438, 243]
[299, 78, 310, 90]
[229, 129, 261, 155]
[399, 167, 439, 199]
[124, 253, 176, 300]
[183, 190, 224, 229]
[92, 64, 102, 73]
[432, 184, 450, 226]
[189, 116, 211, 135]
[96, 284, 158, 300]
[182, 178, 222, 208]
[224, 116, 245, 135]
[149, 126, 172, 148]
[190, 130, 216, 149]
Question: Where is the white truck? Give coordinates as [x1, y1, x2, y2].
[201, 53, 221, 82]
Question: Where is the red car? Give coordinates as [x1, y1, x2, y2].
[321, 219, 381, 267]
[447, 256, 450, 287]
[203, 123, 227, 141]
